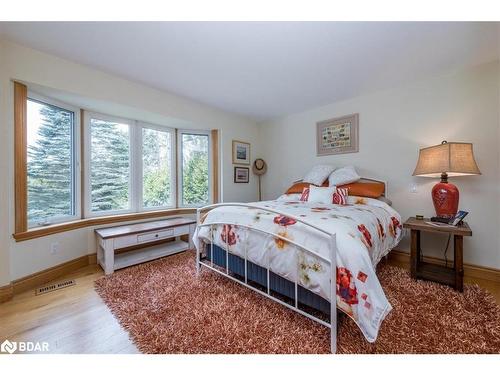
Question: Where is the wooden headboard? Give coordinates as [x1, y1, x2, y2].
[356, 177, 391, 205]
[289, 177, 391, 205]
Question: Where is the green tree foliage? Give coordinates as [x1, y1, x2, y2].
[182, 134, 209, 205]
[90, 120, 130, 212]
[27, 103, 73, 224]
[143, 128, 171, 207]
[28, 108, 210, 223]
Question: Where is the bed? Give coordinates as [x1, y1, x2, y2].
[193, 178, 403, 353]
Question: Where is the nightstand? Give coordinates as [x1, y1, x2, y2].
[402, 217, 472, 292]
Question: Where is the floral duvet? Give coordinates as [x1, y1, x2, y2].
[193, 195, 403, 342]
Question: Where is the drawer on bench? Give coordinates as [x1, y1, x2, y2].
[113, 235, 137, 249]
[137, 229, 174, 243]
[173, 225, 190, 236]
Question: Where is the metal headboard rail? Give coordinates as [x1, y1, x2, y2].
[196, 203, 338, 353]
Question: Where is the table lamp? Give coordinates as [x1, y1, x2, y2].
[412, 140, 481, 219]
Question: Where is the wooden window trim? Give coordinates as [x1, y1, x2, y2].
[14, 82, 28, 233]
[211, 129, 219, 203]
[175, 128, 179, 208]
[80, 108, 85, 213]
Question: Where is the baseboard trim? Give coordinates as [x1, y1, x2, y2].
[88, 253, 97, 265]
[388, 249, 500, 283]
[12, 255, 90, 295]
[9, 253, 98, 298]
[0, 284, 14, 303]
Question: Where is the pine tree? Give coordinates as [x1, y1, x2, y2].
[90, 120, 130, 211]
[182, 134, 209, 205]
[28, 107, 210, 221]
[27, 104, 73, 224]
[143, 129, 171, 207]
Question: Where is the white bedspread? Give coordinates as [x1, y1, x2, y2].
[193, 195, 403, 342]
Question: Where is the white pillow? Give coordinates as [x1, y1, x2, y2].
[303, 165, 335, 186]
[328, 165, 360, 186]
[307, 186, 337, 204]
[276, 193, 302, 202]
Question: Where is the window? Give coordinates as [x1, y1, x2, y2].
[85, 114, 210, 217]
[26, 95, 79, 227]
[14, 81, 217, 239]
[178, 131, 211, 207]
[86, 114, 132, 216]
[141, 125, 175, 209]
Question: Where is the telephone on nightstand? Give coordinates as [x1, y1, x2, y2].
[431, 210, 468, 226]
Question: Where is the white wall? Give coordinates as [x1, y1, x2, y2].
[259, 61, 500, 269]
[0, 39, 261, 283]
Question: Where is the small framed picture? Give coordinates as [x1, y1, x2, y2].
[232, 140, 250, 165]
[234, 167, 249, 183]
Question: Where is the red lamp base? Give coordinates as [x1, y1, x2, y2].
[431, 173, 459, 218]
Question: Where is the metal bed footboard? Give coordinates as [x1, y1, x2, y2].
[195, 203, 338, 353]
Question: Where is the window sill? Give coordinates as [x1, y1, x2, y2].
[12, 208, 197, 242]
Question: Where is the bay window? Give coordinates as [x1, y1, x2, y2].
[14, 80, 217, 240]
[83, 113, 211, 217]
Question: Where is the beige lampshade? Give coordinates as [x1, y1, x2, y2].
[412, 141, 481, 177]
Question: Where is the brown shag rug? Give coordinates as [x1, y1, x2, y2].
[94, 251, 500, 354]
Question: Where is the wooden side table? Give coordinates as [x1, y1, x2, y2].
[403, 217, 472, 292]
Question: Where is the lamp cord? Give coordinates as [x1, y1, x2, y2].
[418, 233, 452, 267]
[444, 234, 451, 268]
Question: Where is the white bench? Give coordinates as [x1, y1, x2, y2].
[95, 217, 196, 275]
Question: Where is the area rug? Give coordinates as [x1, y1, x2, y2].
[94, 251, 500, 354]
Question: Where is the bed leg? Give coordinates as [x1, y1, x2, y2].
[196, 241, 201, 275]
[330, 233, 337, 354]
[196, 209, 201, 276]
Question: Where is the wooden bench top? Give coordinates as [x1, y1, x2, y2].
[95, 217, 196, 239]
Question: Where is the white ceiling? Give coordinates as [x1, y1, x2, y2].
[0, 22, 498, 121]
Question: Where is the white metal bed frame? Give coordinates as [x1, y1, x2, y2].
[195, 178, 389, 354]
[196, 203, 338, 353]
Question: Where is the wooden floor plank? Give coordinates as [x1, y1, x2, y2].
[0, 264, 138, 354]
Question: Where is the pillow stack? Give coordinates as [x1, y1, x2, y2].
[302, 164, 336, 186]
[300, 185, 349, 205]
[296, 165, 361, 205]
[328, 165, 360, 186]
[302, 164, 361, 187]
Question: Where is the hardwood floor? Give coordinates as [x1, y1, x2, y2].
[0, 264, 138, 354]
[0, 257, 499, 354]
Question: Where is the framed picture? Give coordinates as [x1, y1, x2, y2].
[234, 167, 249, 183]
[316, 113, 359, 156]
[232, 140, 250, 165]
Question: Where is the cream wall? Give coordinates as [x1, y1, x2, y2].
[0, 39, 261, 283]
[259, 61, 500, 269]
